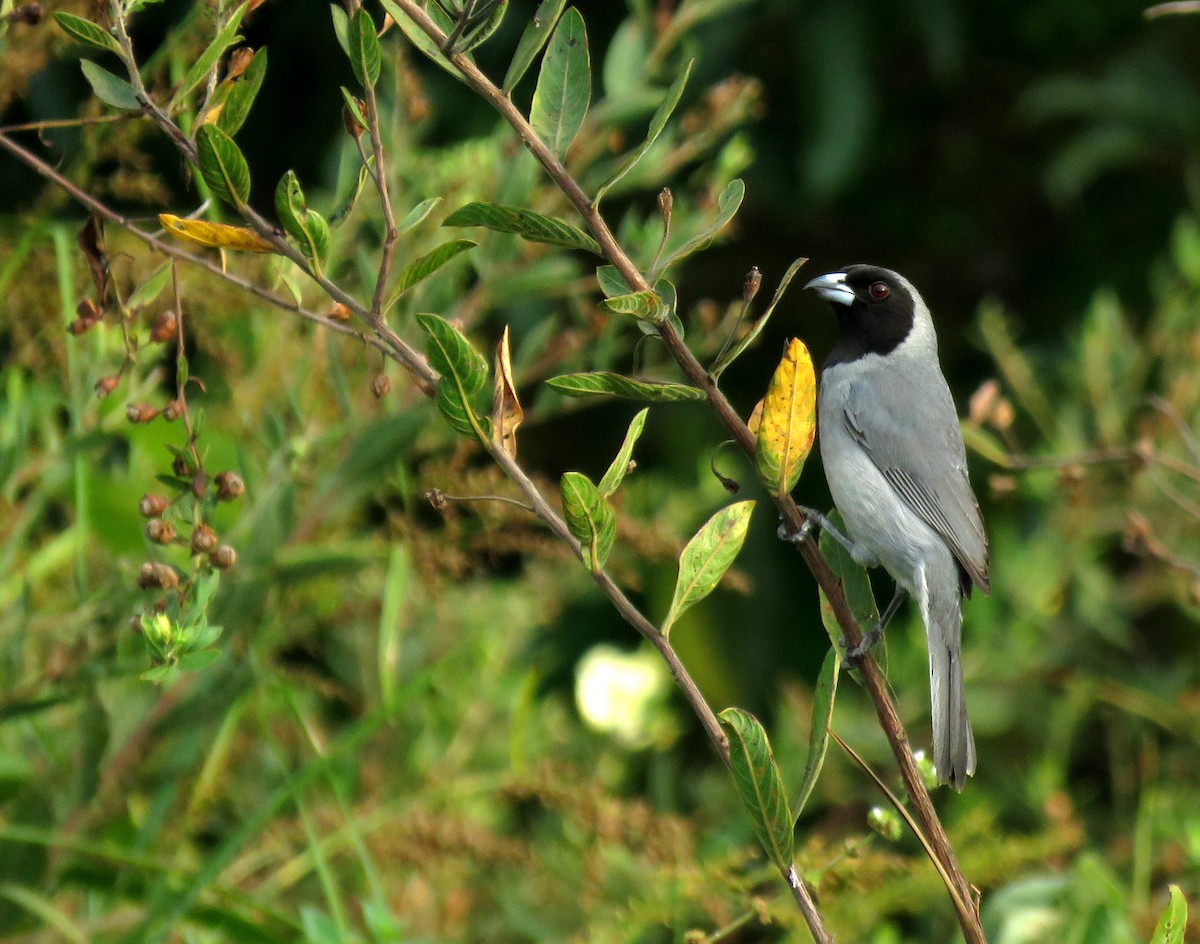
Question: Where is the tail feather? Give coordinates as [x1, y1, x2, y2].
[920, 559, 976, 791]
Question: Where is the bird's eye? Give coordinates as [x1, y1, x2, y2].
[869, 281, 890, 301]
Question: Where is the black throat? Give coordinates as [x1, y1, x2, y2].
[823, 294, 915, 369]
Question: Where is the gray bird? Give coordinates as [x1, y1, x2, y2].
[799, 264, 989, 790]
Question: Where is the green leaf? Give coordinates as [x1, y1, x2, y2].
[718, 707, 794, 873]
[597, 408, 648, 496]
[602, 289, 662, 321]
[529, 7, 590, 159]
[1150, 885, 1187, 944]
[793, 647, 840, 819]
[379, 0, 463, 82]
[329, 4, 351, 57]
[711, 257, 808, 380]
[170, 3, 248, 111]
[502, 0, 567, 92]
[595, 59, 692, 204]
[383, 239, 476, 311]
[400, 197, 443, 232]
[177, 649, 220, 672]
[347, 7, 381, 88]
[195, 124, 251, 207]
[595, 264, 632, 298]
[53, 13, 123, 56]
[443, 202, 600, 254]
[79, 60, 140, 111]
[417, 313, 489, 440]
[339, 85, 368, 129]
[328, 162, 372, 228]
[818, 509, 879, 651]
[560, 471, 616, 570]
[654, 178, 746, 276]
[216, 46, 267, 135]
[451, 0, 508, 55]
[299, 210, 331, 271]
[661, 500, 755, 635]
[126, 261, 173, 310]
[274, 170, 307, 241]
[546, 372, 704, 401]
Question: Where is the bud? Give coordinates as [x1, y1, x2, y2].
[139, 493, 170, 518]
[967, 380, 1000, 426]
[137, 562, 179, 590]
[210, 544, 238, 569]
[161, 399, 183, 422]
[192, 473, 207, 500]
[190, 522, 219, 554]
[127, 403, 160, 423]
[867, 806, 903, 842]
[225, 46, 254, 81]
[215, 471, 245, 501]
[424, 488, 448, 511]
[743, 266, 762, 304]
[328, 302, 351, 322]
[171, 454, 191, 477]
[992, 398, 1015, 431]
[342, 99, 368, 140]
[146, 519, 176, 544]
[76, 298, 101, 321]
[371, 373, 391, 399]
[94, 375, 120, 398]
[657, 188, 673, 228]
[150, 310, 178, 343]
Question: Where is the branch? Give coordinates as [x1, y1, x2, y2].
[383, 3, 983, 941]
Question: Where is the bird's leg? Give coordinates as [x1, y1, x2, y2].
[779, 507, 874, 564]
[844, 585, 907, 668]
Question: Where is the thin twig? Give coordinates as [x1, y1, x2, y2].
[362, 53, 400, 316]
[381, 4, 985, 941]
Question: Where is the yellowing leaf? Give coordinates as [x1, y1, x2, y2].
[747, 398, 764, 438]
[756, 338, 816, 497]
[158, 214, 277, 253]
[492, 326, 524, 458]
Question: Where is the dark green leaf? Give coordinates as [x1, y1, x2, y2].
[1150, 885, 1187, 944]
[818, 509, 879, 651]
[595, 59, 693, 204]
[443, 202, 600, 254]
[719, 708, 794, 873]
[417, 313, 489, 440]
[384, 239, 477, 311]
[348, 8, 381, 88]
[329, 4, 351, 57]
[79, 60, 140, 111]
[661, 500, 755, 635]
[560, 471, 616, 570]
[451, 0, 508, 55]
[597, 407, 647, 496]
[170, 4, 248, 110]
[654, 178, 746, 276]
[53, 13, 123, 56]
[502, 0, 566, 92]
[546, 372, 704, 401]
[793, 647, 840, 818]
[529, 7, 590, 159]
[216, 46, 267, 135]
[195, 124, 251, 207]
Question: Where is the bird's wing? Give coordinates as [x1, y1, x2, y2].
[843, 376, 990, 593]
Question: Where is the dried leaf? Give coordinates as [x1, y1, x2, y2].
[159, 214, 277, 252]
[492, 326, 524, 458]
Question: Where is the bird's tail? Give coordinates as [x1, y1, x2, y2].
[920, 560, 976, 791]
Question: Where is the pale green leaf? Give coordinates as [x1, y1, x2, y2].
[379, 0, 464, 82]
[399, 197, 443, 232]
[384, 239, 476, 311]
[444, 202, 600, 254]
[347, 7, 381, 88]
[560, 471, 616, 570]
[215, 46, 267, 135]
[598, 408, 648, 496]
[818, 509, 879, 651]
[654, 178, 745, 276]
[195, 124, 251, 207]
[170, 4, 248, 111]
[417, 313, 489, 441]
[1150, 885, 1187, 944]
[546, 372, 703, 401]
[662, 500, 755, 634]
[53, 13, 122, 56]
[711, 257, 808, 380]
[530, 7, 590, 159]
[719, 707, 794, 873]
[126, 261, 173, 310]
[793, 647, 840, 818]
[502, 0, 567, 92]
[79, 60, 140, 111]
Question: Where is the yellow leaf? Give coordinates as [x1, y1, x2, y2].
[747, 398, 764, 438]
[491, 325, 524, 458]
[158, 214, 278, 253]
[756, 337, 816, 497]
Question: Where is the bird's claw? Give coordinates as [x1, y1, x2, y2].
[777, 516, 815, 545]
[842, 624, 884, 670]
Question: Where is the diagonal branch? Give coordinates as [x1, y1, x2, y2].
[383, 3, 984, 941]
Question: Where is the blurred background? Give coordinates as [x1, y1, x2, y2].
[2, 0, 1199, 941]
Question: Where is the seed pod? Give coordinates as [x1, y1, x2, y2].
[210, 544, 238, 569]
[225, 46, 254, 81]
[171, 454, 191, 477]
[328, 302, 351, 322]
[76, 298, 101, 321]
[215, 471, 245, 501]
[127, 403, 160, 423]
[161, 399, 183, 422]
[150, 310, 178, 343]
[191, 522, 218, 554]
[743, 266, 762, 304]
[137, 562, 180, 590]
[94, 375, 120, 398]
[371, 373, 391, 399]
[192, 473, 207, 500]
[139, 493, 170, 518]
[657, 187, 673, 227]
[68, 317, 98, 335]
[146, 519, 176, 544]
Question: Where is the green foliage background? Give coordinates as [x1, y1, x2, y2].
[1, 0, 1199, 942]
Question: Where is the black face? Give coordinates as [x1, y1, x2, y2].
[823, 264, 916, 369]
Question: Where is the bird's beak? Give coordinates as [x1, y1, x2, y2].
[804, 271, 855, 307]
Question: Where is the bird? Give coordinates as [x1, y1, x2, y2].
[797, 264, 989, 790]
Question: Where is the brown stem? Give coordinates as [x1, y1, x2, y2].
[363, 76, 400, 316]
[385, 3, 983, 940]
[787, 866, 834, 944]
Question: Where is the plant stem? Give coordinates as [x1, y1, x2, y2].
[385, 3, 983, 941]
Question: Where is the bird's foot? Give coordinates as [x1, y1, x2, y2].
[842, 624, 885, 670]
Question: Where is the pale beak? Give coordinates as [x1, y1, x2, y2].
[804, 271, 855, 306]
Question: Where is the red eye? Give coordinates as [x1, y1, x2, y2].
[869, 281, 890, 301]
